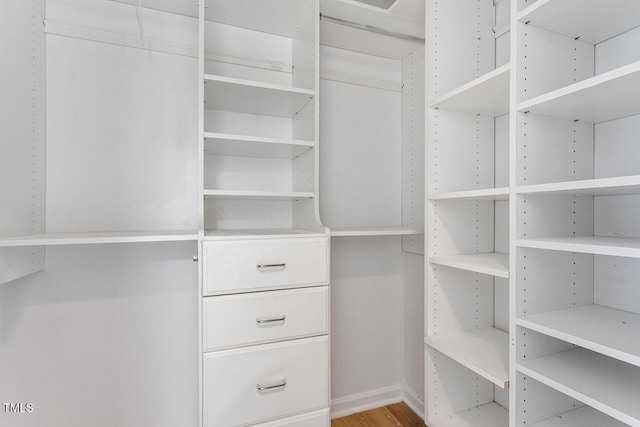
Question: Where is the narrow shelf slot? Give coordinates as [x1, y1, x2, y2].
[531, 406, 628, 427]
[517, 236, 640, 258]
[204, 132, 314, 159]
[429, 64, 510, 117]
[204, 229, 326, 240]
[204, 190, 314, 201]
[517, 175, 640, 196]
[429, 187, 509, 201]
[426, 327, 510, 389]
[429, 253, 509, 278]
[0, 231, 198, 247]
[517, 61, 640, 124]
[430, 402, 508, 427]
[518, 0, 640, 45]
[518, 305, 640, 367]
[204, 74, 315, 118]
[517, 348, 640, 426]
[329, 227, 423, 237]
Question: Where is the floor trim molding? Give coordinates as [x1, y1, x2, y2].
[330, 384, 404, 419]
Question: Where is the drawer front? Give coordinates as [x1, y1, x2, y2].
[204, 336, 328, 427]
[203, 238, 328, 295]
[249, 409, 329, 427]
[204, 287, 328, 351]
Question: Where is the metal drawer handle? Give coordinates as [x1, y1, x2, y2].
[256, 379, 287, 392]
[256, 263, 286, 270]
[256, 315, 286, 324]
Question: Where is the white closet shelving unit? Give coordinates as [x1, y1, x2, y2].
[513, 0, 640, 426]
[425, 0, 511, 425]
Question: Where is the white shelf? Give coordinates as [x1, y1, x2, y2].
[429, 187, 509, 201]
[517, 175, 640, 197]
[517, 61, 640, 124]
[204, 74, 314, 118]
[430, 402, 509, 427]
[204, 229, 326, 240]
[0, 231, 198, 247]
[517, 348, 640, 426]
[204, 132, 313, 159]
[429, 253, 509, 278]
[531, 406, 628, 427]
[517, 236, 640, 258]
[425, 327, 510, 389]
[518, 305, 640, 367]
[518, 0, 640, 45]
[329, 226, 423, 237]
[204, 190, 314, 201]
[429, 64, 510, 117]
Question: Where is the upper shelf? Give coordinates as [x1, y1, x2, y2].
[429, 187, 509, 201]
[0, 231, 198, 247]
[204, 132, 314, 159]
[204, 228, 327, 240]
[517, 61, 640, 124]
[330, 226, 423, 237]
[204, 190, 314, 200]
[429, 64, 510, 117]
[517, 236, 640, 258]
[517, 175, 640, 197]
[429, 253, 509, 278]
[518, 0, 640, 45]
[204, 74, 315, 118]
[531, 406, 627, 427]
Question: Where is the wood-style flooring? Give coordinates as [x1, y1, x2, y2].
[332, 402, 427, 427]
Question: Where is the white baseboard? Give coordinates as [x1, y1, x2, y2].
[403, 383, 425, 420]
[330, 384, 404, 419]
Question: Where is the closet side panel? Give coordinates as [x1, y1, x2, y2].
[0, 0, 46, 285]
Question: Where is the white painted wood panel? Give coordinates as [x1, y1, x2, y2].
[430, 402, 508, 427]
[518, 236, 640, 258]
[429, 253, 509, 278]
[531, 406, 627, 427]
[249, 409, 330, 427]
[204, 133, 313, 159]
[0, 231, 197, 247]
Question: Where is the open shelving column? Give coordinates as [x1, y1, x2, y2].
[513, 0, 640, 425]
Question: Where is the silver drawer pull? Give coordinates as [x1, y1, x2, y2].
[256, 263, 286, 270]
[256, 379, 287, 392]
[256, 315, 286, 324]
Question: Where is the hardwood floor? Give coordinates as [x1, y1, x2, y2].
[332, 402, 427, 427]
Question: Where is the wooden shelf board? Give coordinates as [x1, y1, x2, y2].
[531, 406, 627, 427]
[203, 132, 314, 159]
[429, 402, 508, 427]
[517, 348, 640, 426]
[517, 61, 640, 124]
[517, 175, 640, 196]
[518, 0, 640, 45]
[429, 253, 509, 278]
[429, 64, 510, 117]
[426, 327, 510, 389]
[429, 187, 509, 201]
[330, 226, 423, 237]
[518, 305, 640, 367]
[204, 74, 314, 118]
[204, 229, 326, 240]
[517, 236, 640, 258]
[204, 190, 314, 201]
[0, 231, 198, 247]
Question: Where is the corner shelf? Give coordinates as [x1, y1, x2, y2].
[518, 305, 640, 367]
[429, 64, 510, 117]
[204, 132, 314, 159]
[430, 402, 508, 427]
[204, 74, 314, 118]
[203, 190, 314, 201]
[204, 229, 326, 240]
[517, 348, 640, 426]
[0, 231, 198, 247]
[531, 406, 627, 427]
[516, 61, 640, 124]
[429, 253, 509, 278]
[429, 187, 509, 201]
[518, 0, 640, 45]
[517, 175, 640, 196]
[425, 327, 510, 389]
[329, 226, 423, 237]
[517, 236, 640, 258]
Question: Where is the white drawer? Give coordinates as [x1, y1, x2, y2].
[204, 336, 328, 427]
[249, 409, 330, 427]
[203, 238, 328, 296]
[203, 287, 328, 351]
